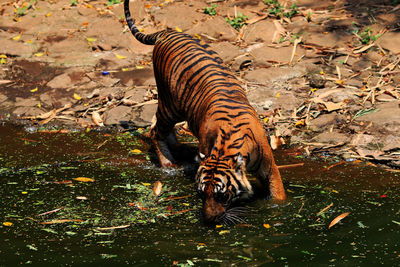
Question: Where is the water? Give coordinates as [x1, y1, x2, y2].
[0, 123, 399, 266]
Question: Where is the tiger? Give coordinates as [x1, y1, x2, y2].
[124, 0, 286, 224]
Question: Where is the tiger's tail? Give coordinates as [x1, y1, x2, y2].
[124, 0, 164, 45]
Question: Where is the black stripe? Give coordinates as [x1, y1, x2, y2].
[215, 117, 231, 122]
[227, 111, 252, 118]
[233, 122, 250, 128]
[227, 142, 244, 149]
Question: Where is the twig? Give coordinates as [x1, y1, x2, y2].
[165, 195, 192, 201]
[316, 203, 333, 216]
[96, 224, 131, 231]
[97, 139, 109, 149]
[277, 163, 304, 169]
[290, 36, 302, 64]
[322, 161, 346, 171]
[40, 219, 83, 224]
[353, 43, 375, 54]
[298, 201, 305, 214]
[200, 33, 217, 41]
[161, 209, 193, 217]
[37, 207, 64, 216]
[206, 0, 225, 3]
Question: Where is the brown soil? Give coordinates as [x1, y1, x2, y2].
[0, 0, 399, 168]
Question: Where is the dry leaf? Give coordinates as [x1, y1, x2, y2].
[91, 111, 104, 127]
[322, 101, 344, 112]
[153, 180, 163, 196]
[73, 93, 82, 100]
[121, 98, 137, 106]
[73, 177, 95, 182]
[130, 149, 142, 154]
[115, 54, 127, 59]
[218, 230, 230, 235]
[328, 212, 350, 229]
[312, 98, 344, 112]
[335, 80, 344, 85]
[263, 223, 271, 229]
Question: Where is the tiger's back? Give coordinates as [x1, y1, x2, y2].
[152, 31, 253, 136]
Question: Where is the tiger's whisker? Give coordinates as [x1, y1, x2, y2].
[224, 216, 235, 226]
[225, 210, 246, 224]
[227, 213, 246, 224]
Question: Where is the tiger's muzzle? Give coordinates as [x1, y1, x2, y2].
[202, 195, 226, 224]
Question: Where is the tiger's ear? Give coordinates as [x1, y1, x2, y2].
[195, 152, 206, 163]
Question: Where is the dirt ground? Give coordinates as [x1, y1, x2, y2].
[1, 0, 400, 168]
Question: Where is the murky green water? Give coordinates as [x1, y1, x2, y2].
[0, 123, 399, 266]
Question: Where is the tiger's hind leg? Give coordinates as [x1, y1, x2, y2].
[149, 107, 179, 168]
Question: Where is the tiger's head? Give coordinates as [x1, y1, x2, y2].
[195, 152, 253, 225]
